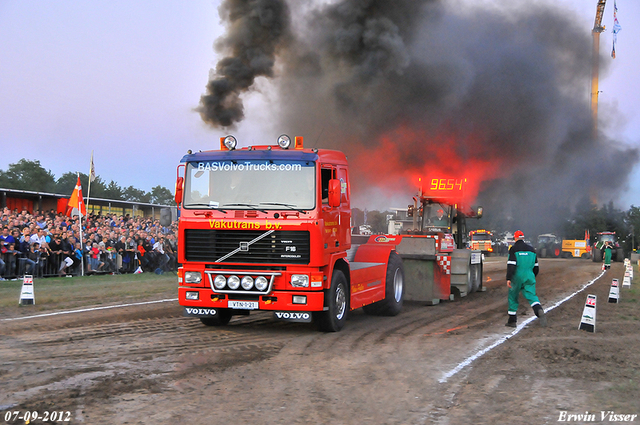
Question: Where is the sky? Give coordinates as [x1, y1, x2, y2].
[1, 0, 638, 210]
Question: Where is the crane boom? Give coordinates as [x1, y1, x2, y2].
[593, 0, 607, 32]
[591, 0, 607, 135]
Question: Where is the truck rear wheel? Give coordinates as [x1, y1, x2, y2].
[363, 251, 404, 316]
[592, 249, 602, 262]
[471, 262, 482, 292]
[616, 249, 624, 262]
[315, 270, 348, 332]
[200, 309, 232, 326]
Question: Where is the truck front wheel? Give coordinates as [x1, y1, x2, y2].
[363, 251, 404, 316]
[315, 270, 349, 332]
[200, 309, 232, 326]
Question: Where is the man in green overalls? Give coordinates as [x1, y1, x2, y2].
[603, 241, 613, 270]
[506, 230, 547, 327]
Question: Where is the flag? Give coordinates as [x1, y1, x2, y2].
[67, 175, 87, 217]
[611, 0, 621, 58]
[89, 152, 96, 182]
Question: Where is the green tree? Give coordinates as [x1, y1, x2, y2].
[351, 208, 365, 228]
[123, 186, 151, 203]
[626, 206, 640, 252]
[103, 180, 125, 200]
[0, 159, 56, 192]
[366, 210, 391, 234]
[150, 185, 174, 205]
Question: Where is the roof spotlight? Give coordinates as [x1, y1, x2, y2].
[277, 134, 292, 149]
[223, 135, 237, 150]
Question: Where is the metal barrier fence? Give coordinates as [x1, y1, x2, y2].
[1, 250, 177, 279]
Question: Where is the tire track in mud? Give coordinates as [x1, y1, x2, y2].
[1, 260, 601, 372]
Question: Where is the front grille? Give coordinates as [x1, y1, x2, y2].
[185, 229, 310, 264]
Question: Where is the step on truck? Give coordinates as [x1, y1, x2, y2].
[174, 135, 407, 332]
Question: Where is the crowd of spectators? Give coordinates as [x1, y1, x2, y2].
[0, 207, 178, 280]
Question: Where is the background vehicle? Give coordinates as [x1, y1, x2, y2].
[561, 239, 591, 259]
[536, 233, 562, 258]
[469, 229, 494, 255]
[591, 231, 624, 262]
[398, 178, 484, 301]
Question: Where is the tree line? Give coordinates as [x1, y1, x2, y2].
[0, 159, 174, 205]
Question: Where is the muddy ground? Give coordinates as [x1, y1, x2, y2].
[1, 258, 638, 424]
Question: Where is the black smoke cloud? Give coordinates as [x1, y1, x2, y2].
[197, 0, 291, 127]
[201, 0, 638, 235]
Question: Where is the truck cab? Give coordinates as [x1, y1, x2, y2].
[175, 135, 404, 332]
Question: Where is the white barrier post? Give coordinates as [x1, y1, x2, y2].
[608, 279, 620, 303]
[623, 270, 631, 288]
[19, 275, 35, 305]
[578, 294, 597, 333]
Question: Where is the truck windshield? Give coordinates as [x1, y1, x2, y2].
[183, 160, 316, 210]
[472, 234, 492, 241]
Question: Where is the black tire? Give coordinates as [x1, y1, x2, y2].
[316, 270, 349, 332]
[540, 248, 547, 258]
[592, 249, 602, 262]
[471, 262, 483, 292]
[616, 249, 624, 262]
[200, 309, 232, 326]
[363, 251, 404, 316]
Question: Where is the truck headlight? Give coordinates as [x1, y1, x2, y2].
[255, 276, 269, 291]
[184, 271, 202, 284]
[227, 275, 240, 290]
[291, 274, 309, 288]
[241, 276, 254, 290]
[213, 274, 227, 290]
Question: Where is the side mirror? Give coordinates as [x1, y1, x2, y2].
[476, 206, 483, 218]
[175, 176, 184, 205]
[328, 179, 341, 207]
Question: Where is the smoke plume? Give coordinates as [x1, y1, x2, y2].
[198, 0, 291, 127]
[201, 0, 638, 235]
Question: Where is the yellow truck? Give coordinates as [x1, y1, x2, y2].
[561, 239, 591, 259]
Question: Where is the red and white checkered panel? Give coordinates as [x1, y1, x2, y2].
[437, 255, 451, 275]
[426, 234, 440, 250]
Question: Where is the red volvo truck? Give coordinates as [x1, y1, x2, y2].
[175, 135, 404, 331]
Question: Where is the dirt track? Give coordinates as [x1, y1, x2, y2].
[1, 259, 638, 424]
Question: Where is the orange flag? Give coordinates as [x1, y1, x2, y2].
[67, 175, 87, 217]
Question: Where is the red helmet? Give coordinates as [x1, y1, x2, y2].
[514, 230, 524, 240]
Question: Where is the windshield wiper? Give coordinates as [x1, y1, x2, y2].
[222, 203, 268, 213]
[186, 203, 227, 213]
[259, 202, 307, 213]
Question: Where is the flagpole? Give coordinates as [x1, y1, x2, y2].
[87, 150, 94, 214]
[79, 202, 85, 277]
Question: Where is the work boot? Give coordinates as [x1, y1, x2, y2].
[533, 305, 548, 327]
[505, 315, 517, 328]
